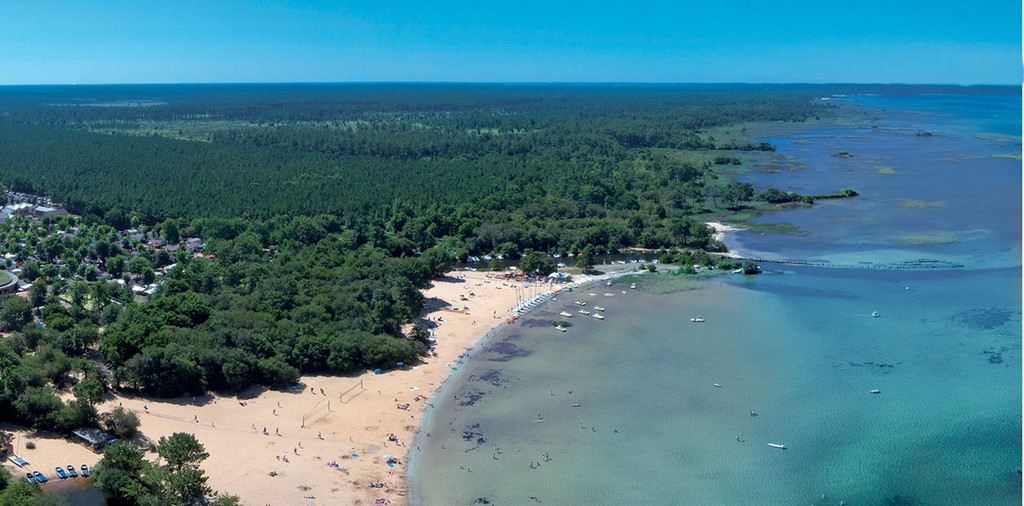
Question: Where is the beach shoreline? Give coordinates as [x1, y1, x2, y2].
[706, 221, 746, 259]
[405, 266, 641, 505]
[3, 271, 530, 505]
[1, 267, 641, 506]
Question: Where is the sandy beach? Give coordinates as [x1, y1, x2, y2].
[0, 260, 703, 505]
[3, 270, 538, 505]
[706, 221, 746, 258]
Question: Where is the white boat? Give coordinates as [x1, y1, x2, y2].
[871, 311, 880, 317]
[767, 443, 787, 450]
[555, 326, 567, 332]
[690, 316, 705, 323]
[574, 301, 586, 306]
[594, 306, 606, 312]
[592, 313, 604, 320]
[578, 310, 590, 315]
[606, 281, 612, 286]
[559, 311, 572, 318]
[630, 283, 637, 289]
[870, 389, 881, 394]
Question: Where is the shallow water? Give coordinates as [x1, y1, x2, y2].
[411, 92, 1022, 505]
[732, 93, 1021, 270]
[43, 477, 106, 506]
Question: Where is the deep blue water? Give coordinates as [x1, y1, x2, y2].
[411, 93, 1022, 505]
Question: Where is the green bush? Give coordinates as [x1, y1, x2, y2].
[716, 259, 741, 270]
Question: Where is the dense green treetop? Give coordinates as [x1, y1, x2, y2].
[0, 85, 824, 228]
[0, 85, 859, 423]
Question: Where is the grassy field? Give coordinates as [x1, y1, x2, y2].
[0, 271, 12, 286]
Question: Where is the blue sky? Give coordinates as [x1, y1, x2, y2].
[1, 0, 1020, 84]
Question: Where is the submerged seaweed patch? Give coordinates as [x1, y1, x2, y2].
[457, 388, 487, 407]
[485, 341, 532, 362]
[470, 369, 510, 387]
[900, 232, 956, 244]
[900, 199, 945, 208]
[953, 308, 1014, 330]
[520, 318, 554, 328]
[846, 361, 900, 374]
[975, 132, 1022, 143]
[462, 423, 486, 445]
[741, 221, 804, 235]
[645, 278, 704, 295]
[982, 348, 1006, 365]
[881, 495, 917, 506]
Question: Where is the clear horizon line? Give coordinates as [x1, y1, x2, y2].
[0, 80, 1019, 88]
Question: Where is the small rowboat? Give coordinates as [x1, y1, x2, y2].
[768, 443, 787, 450]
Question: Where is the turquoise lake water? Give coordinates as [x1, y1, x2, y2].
[411, 92, 1022, 505]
